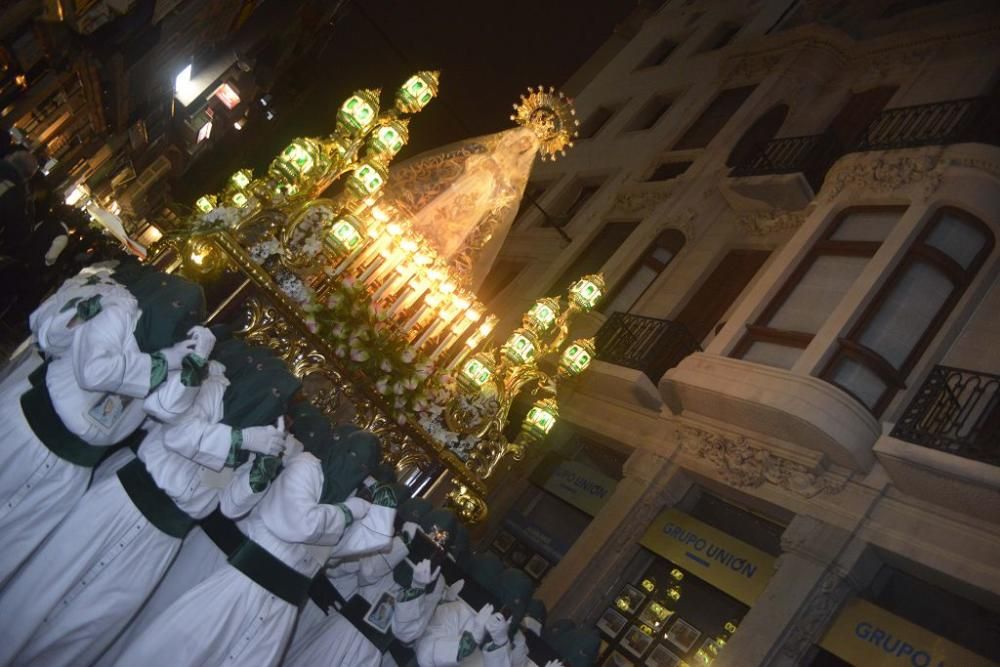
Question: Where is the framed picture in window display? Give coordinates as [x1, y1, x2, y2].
[638, 600, 674, 631]
[694, 637, 722, 664]
[621, 625, 655, 658]
[646, 644, 684, 667]
[603, 651, 636, 667]
[491, 530, 515, 553]
[617, 584, 646, 614]
[525, 553, 550, 580]
[665, 617, 702, 653]
[508, 543, 531, 567]
[598, 608, 629, 638]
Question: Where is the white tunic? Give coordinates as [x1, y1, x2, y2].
[112, 453, 353, 667]
[0, 290, 161, 590]
[0, 368, 248, 667]
[286, 533, 446, 667]
[417, 600, 513, 667]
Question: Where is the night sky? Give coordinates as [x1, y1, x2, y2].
[176, 0, 637, 200]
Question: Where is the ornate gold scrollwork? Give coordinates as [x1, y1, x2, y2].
[446, 483, 488, 524]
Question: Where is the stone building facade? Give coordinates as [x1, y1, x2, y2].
[476, 1, 1000, 664]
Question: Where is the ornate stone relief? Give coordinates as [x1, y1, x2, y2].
[737, 205, 812, 236]
[822, 150, 946, 201]
[775, 569, 853, 664]
[610, 190, 672, 218]
[675, 425, 846, 498]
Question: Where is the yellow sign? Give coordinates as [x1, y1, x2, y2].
[640, 509, 776, 606]
[820, 598, 996, 667]
[542, 460, 617, 517]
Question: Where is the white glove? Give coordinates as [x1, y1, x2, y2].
[240, 425, 285, 456]
[485, 611, 510, 647]
[544, 661, 565, 667]
[470, 603, 494, 643]
[443, 578, 465, 602]
[160, 337, 197, 370]
[342, 496, 372, 521]
[283, 434, 304, 460]
[412, 559, 440, 588]
[187, 325, 216, 359]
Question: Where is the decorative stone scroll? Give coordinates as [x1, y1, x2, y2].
[674, 424, 846, 498]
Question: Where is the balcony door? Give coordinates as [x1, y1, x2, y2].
[674, 249, 771, 344]
[827, 86, 898, 149]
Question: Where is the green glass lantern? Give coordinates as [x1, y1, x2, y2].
[337, 89, 381, 135]
[520, 397, 558, 442]
[501, 328, 538, 366]
[325, 214, 366, 255]
[395, 71, 440, 114]
[280, 141, 316, 176]
[666, 586, 681, 601]
[346, 159, 388, 199]
[366, 118, 409, 158]
[523, 297, 560, 332]
[567, 273, 606, 311]
[458, 352, 495, 392]
[558, 337, 595, 377]
[230, 169, 252, 190]
[670, 568, 684, 582]
[194, 195, 216, 214]
[230, 191, 249, 208]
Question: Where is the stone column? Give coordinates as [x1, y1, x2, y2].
[538, 450, 691, 620]
[713, 515, 879, 667]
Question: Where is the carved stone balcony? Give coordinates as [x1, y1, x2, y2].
[875, 366, 1000, 521]
[578, 313, 701, 412]
[723, 96, 998, 213]
[661, 353, 881, 471]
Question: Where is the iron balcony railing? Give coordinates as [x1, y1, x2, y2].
[890, 365, 1000, 466]
[729, 133, 842, 191]
[730, 96, 997, 189]
[854, 96, 994, 152]
[595, 312, 702, 384]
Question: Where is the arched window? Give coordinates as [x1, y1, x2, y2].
[727, 103, 789, 168]
[821, 208, 994, 415]
[603, 229, 685, 315]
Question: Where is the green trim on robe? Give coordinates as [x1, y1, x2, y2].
[149, 352, 168, 391]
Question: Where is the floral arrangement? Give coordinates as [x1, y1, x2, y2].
[192, 207, 242, 233]
[286, 205, 334, 261]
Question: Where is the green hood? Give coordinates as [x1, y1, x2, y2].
[496, 568, 535, 633]
[449, 522, 471, 561]
[221, 363, 301, 429]
[396, 498, 433, 527]
[553, 627, 601, 667]
[469, 552, 505, 592]
[526, 598, 547, 627]
[128, 272, 206, 353]
[210, 338, 251, 376]
[111, 257, 154, 288]
[318, 429, 380, 505]
[288, 403, 333, 454]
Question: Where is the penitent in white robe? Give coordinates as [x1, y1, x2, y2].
[112, 453, 356, 667]
[0, 364, 256, 667]
[0, 289, 164, 590]
[286, 530, 447, 667]
[416, 599, 513, 667]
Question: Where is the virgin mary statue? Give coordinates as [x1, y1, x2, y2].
[380, 126, 540, 291]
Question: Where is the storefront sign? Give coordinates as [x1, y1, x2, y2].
[503, 510, 572, 562]
[819, 598, 995, 667]
[640, 509, 775, 606]
[542, 460, 617, 517]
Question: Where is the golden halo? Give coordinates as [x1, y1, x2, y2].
[510, 85, 579, 161]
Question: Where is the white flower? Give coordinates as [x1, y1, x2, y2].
[334, 344, 347, 358]
[396, 413, 408, 425]
[394, 396, 407, 409]
[350, 349, 369, 363]
[393, 381, 406, 396]
[403, 376, 419, 391]
[400, 349, 416, 364]
[375, 377, 390, 395]
[327, 293, 344, 308]
[330, 323, 347, 340]
[379, 359, 393, 373]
